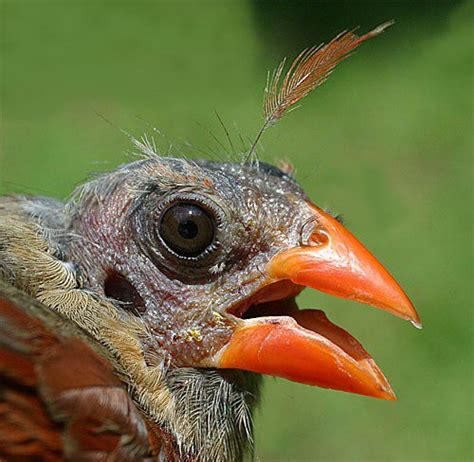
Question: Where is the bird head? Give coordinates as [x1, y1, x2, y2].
[67, 156, 419, 401]
[0, 23, 421, 461]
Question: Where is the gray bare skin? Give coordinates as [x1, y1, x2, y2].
[0, 155, 315, 461]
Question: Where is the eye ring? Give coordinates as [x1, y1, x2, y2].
[157, 201, 217, 259]
[131, 189, 228, 280]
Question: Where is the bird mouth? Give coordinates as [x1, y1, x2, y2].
[203, 203, 420, 401]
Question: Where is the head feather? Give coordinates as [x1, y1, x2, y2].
[248, 20, 394, 158]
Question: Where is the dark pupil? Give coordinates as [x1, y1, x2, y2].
[159, 202, 215, 258]
[178, 220, 198, 239]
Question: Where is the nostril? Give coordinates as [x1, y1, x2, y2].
[301, 217, 329, 247]
[308, 228, 329, 246]
[104, 271, 146, 315]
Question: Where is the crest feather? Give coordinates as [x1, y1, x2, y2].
[248, 21, 394, 158]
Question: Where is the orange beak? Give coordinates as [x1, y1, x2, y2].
[206, 203, 420, 400]
[269, 204, 420, 325]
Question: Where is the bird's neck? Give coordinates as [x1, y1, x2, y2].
[159, 368, 261, 461]
[0, 196, 263, 461]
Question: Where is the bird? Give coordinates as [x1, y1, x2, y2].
[0, 22, 420, 461]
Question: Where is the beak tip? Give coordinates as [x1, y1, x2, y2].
[402, 299, 422, 329]
[384, 391, 397, 401]
[410, 319, 423, 330]
[374, 381, 397, 401]
[390, 292, 421, 328]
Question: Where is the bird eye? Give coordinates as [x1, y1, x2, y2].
[159, 202, 216, 258]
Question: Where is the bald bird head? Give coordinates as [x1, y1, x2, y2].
[67, 155, 419, 378]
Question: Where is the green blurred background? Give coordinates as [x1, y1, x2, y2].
[1, 1, 472, 460]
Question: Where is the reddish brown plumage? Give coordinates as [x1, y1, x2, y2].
[0, 286, 159, 461]
[0, 296, 63, 461]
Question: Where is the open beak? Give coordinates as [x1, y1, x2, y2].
[206, 203, 420, 400]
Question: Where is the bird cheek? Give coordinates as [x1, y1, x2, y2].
[143, 304, 237, 368]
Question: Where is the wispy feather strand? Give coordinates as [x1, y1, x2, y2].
[247, 21, 394, 158]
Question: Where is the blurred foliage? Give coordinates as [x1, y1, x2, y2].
[1, 1, 472, 460]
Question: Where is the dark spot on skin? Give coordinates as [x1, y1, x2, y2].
[256, 161, 296, 182]
[0, 243, 6, 252]
[104, 270, 146, 315]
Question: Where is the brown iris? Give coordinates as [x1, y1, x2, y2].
[159, 202, 215, 258]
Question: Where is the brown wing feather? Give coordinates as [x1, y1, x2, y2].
[0, 282, 158, 461]
[0, 293, 63, 461]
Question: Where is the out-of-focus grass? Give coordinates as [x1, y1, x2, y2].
[1, 1, 472, 460]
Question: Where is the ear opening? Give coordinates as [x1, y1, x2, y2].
[104, 271, 146, 315]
